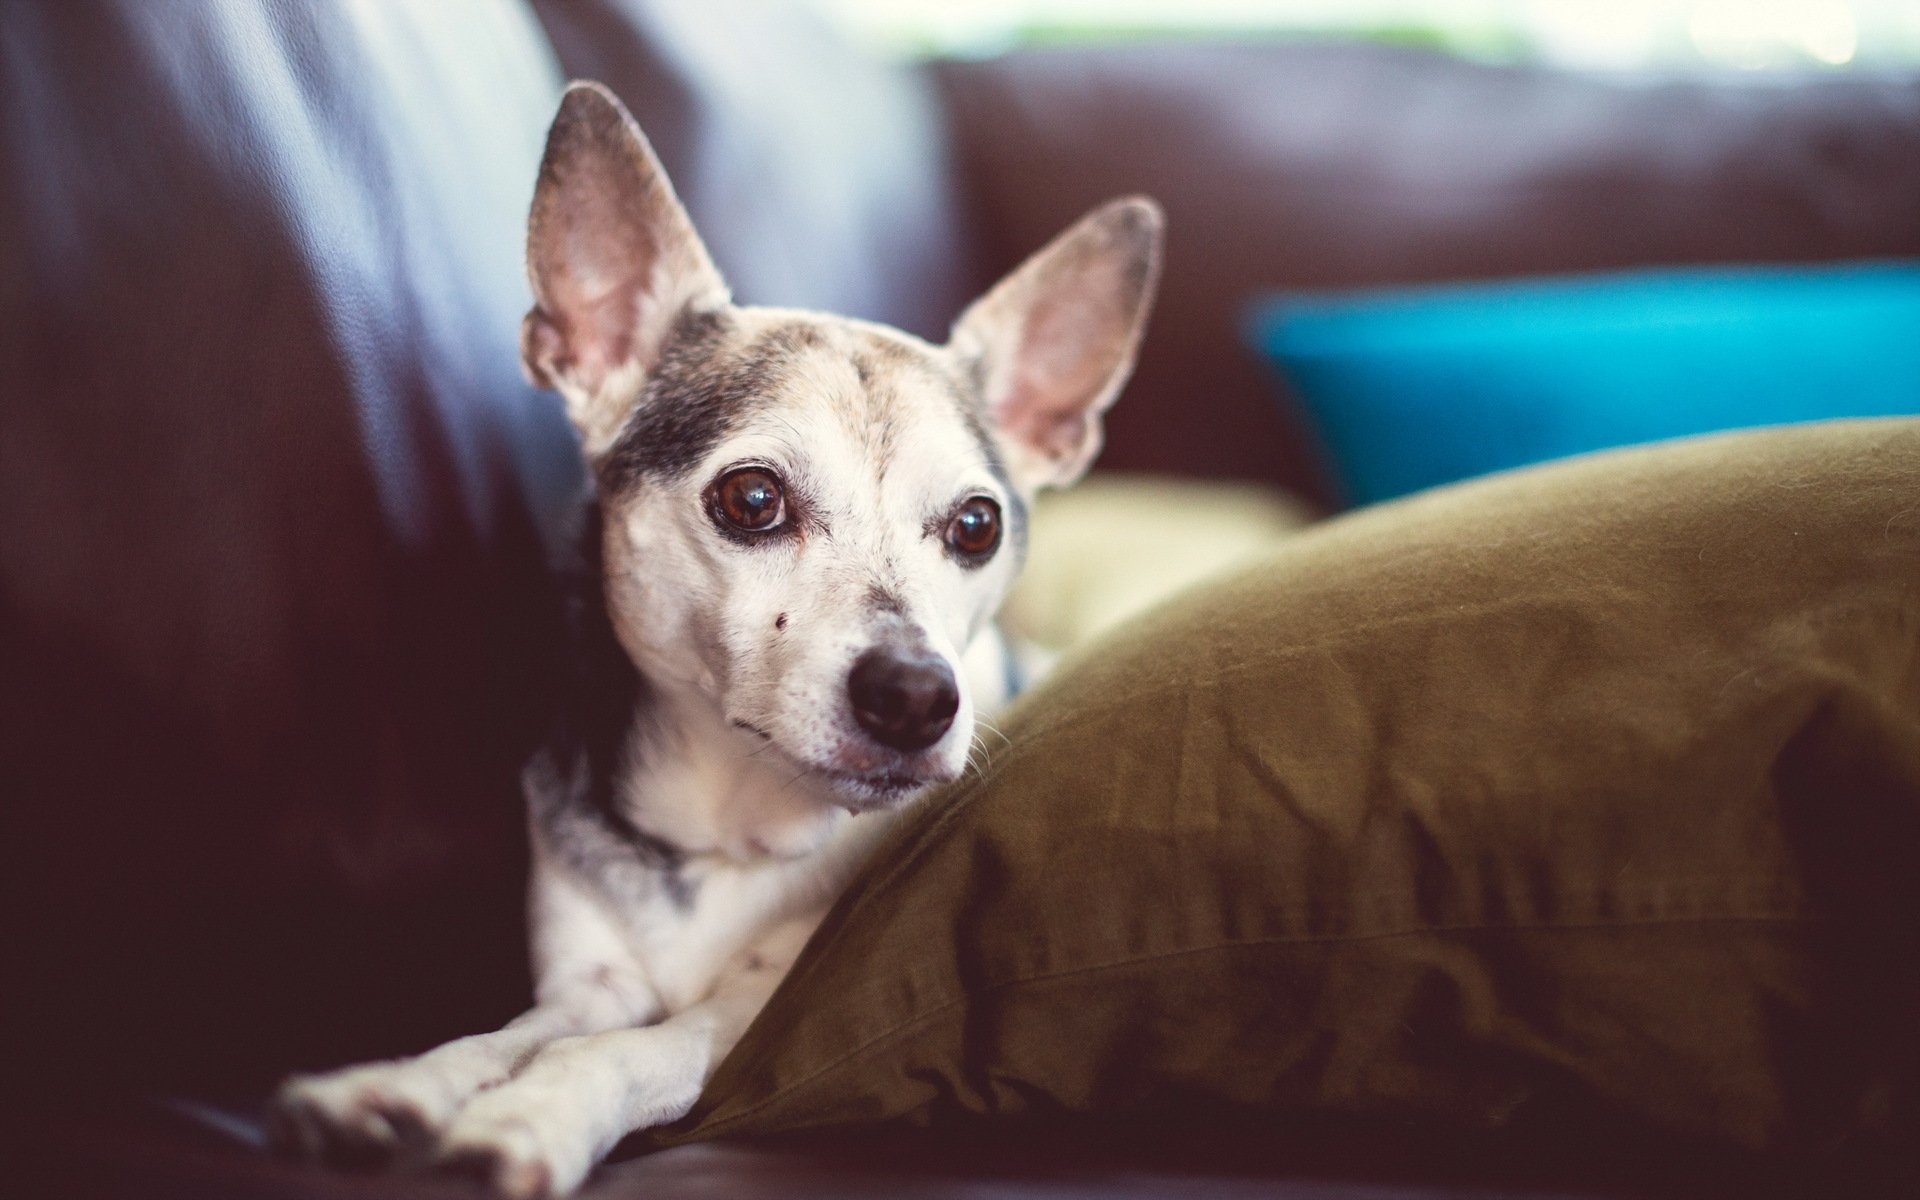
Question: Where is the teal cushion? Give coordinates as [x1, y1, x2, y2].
[1247, 261, 1920, 506]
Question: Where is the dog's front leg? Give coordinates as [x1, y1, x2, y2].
[269, 982, 651, 1166]
[271, 864, 659, 1166]
[434, 935, 794, 1199]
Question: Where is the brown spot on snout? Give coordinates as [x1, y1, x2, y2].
[775, 612, 788, 631]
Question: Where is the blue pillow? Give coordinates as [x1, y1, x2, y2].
[1247, 262, 1920, 506]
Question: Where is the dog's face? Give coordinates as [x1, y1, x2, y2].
[586, 307, 1034, 810]
[521, 83, 1161, 811]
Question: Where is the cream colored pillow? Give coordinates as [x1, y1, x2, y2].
[1000, 474, 1313, 650]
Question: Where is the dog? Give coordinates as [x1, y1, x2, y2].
[270, 81, 1161, 1198]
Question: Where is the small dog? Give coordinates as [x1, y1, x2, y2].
[271, 81, 1161, 1198]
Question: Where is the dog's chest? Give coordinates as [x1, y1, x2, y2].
[578, 816, 870, 1013]
[619, 745, 844, 863]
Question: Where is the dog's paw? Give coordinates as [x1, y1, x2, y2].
[435, 1096, 596, 1200]
[269, 1060, 475, 1167]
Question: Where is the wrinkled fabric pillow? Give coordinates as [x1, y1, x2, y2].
[654, 419, 1920, 1156]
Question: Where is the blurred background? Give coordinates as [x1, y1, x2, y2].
[3, 0, 1917, 1182]
[821, 0, 1920, 68]
[808, 0, 1920, 513]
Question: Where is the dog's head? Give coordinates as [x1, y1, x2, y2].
[522, 83, 1161, 812]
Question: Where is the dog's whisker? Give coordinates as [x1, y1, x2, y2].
[974, 717, 1015, 753]
[962, 732, 995, 780]
[967, 731, 992, 770]
[971, 724, 1005, 764]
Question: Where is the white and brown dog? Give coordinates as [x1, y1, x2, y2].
[271, 81, 1161, 1198]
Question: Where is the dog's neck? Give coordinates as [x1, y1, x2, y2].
[616, 680, 847, 865]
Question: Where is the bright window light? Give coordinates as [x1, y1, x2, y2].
[809, 0, 1920, 68]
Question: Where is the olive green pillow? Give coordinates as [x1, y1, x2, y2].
[661, 419, 1920, 1153]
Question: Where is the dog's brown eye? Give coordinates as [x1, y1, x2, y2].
[713, 468, 787, 534]
[947, 497, 1002, 562]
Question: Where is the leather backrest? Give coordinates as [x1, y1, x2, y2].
[2, 0, 577, 1095]
[940, 42, 1920, 504]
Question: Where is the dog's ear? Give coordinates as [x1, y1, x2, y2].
[522, 81, 729, 458]
[950, 197, 1163, 492]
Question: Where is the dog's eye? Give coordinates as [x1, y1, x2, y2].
[711, 467, 788, 534]
[946, 497, 1002, 563]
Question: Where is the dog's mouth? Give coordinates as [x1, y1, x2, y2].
[731, 717, 949, 810]
[816, 766, 932, 808]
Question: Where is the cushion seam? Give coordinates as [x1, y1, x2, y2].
[1014, 588, 1920, 749]
[1011, 588, 1662, 745]
[693, 907, 1813, 1140]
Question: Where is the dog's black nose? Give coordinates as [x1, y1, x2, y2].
[848, 646, 958, 752]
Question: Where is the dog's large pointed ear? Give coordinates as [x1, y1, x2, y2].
[950, 197, 1163, 493]
[522, 81, 729, 458]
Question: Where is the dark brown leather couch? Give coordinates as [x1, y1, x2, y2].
[6, 2, 1918, 1195]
